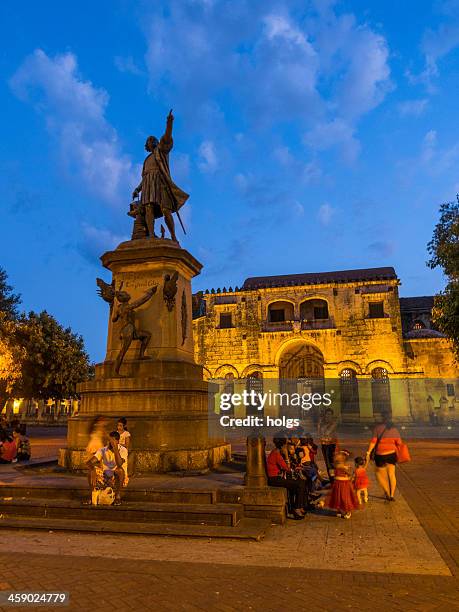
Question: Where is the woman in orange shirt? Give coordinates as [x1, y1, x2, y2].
[366, 412, 402, 501]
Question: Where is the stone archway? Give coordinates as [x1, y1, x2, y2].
[278, 341, 325, 424]
[278, 341, 325, 380]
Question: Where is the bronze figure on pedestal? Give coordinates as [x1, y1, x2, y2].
[130, 110, 188, 241]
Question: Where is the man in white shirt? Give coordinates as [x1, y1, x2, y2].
[87, 431, 127, 505]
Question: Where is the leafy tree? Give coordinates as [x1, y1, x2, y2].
[427, 197, 459, 358]
[0, 314, 25, 410]
[14, 311, 93, 399]
[0, 267, 21, 320]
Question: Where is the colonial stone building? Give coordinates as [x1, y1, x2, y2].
[193, 267, 459, 424]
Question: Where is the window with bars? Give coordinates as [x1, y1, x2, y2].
[219, 313, 234, 328]
[369, 301, 385, 319]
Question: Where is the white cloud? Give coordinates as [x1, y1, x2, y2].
[421, 130, 437, 164]
[409, 4, 459, 89]
[304, 119, 360, 163]
[198, 140, 218, 173]
[273, 146, 322, 182]
[171, 152, 191, 184]
[142, 2, 391, 161]
[10, 49, 137, 207]
[114, 55, 143, 76]
[335, 25, 392, 120]
[80, 223, 128, 263]
[420, 129, 459, 174]
[398, 99, 429, 117]
[293, 200, 305, 216]
[317, 202, 335, 226]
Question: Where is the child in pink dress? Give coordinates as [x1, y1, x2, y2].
[325, 450, 360, 519]
[353, 456, 370, 504]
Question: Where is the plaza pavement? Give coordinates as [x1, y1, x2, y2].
[0, 434, 458, 610]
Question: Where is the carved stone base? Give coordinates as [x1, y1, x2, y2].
[59, 443, 231, 473]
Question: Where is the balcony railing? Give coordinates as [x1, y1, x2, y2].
[301, 318, 335, 330]
[262, 321, 294, 332]
[261, 318, 336, 332]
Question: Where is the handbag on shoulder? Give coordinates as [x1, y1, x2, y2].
[395, 442, 411, 463]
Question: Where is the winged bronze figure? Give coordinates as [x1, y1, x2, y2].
[163, 271, 179, 311]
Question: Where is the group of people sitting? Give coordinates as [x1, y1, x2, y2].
[0, 419, 31, 464]
[85, 416, 131, 505]
[266, 432, 370, 520]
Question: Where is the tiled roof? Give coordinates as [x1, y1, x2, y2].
[242, 267, 397, 290]
[399, 296, 435, 311]
[404, 328, 446, 339]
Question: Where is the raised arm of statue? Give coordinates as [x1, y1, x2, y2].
[160, 110, 174, 150]
[127, 285, 157, 311]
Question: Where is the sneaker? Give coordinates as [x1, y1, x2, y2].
[342, 512, 351, 519]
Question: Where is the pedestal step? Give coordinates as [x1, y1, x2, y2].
[0, 515, 270, 541]
[0, 498, 243, 527]
[0, 485, 217, 505]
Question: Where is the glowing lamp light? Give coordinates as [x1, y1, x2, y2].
[13, 399, 21, 415]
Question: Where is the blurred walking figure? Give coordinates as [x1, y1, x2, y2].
[117, 417, 131, 486]
[85, 416, 109, 459]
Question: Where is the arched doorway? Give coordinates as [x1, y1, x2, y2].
[278, 342, 325, 423]
[279, 342, 324, 380]
[371, 367, 392, 417]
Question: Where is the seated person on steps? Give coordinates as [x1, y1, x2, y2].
[87, 431, 127, 505]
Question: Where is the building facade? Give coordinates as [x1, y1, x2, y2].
[193, 267, 459, 424]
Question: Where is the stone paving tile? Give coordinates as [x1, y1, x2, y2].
[1, 439, 459, 610]
[0, 556, 457, 612]
[0, 467, 450, 577]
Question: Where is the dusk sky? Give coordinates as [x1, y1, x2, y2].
[1, 0, 459, 361]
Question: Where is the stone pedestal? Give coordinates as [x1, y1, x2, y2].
[59, 238, 230, 472]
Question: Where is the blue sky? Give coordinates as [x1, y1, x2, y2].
[1, 0, 459, 361]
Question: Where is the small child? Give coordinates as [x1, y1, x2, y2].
[353, 456, 370, 504]
[14, 427, 31, 462]
[324, 450, 360, 519]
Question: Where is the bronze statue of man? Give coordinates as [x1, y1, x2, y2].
[132, 110, 188, 242]
[111, 285, 157, 375]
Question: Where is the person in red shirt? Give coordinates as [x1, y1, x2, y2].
[0, 431, 17, 463]
[366, 411, 403, 501]
[267, 437, 306, 520]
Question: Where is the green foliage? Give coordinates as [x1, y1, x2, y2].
[14, 311, 93, 399]
[431, 286, 459, 358]
[0, 314, 25, 408]
[0, 267, 21, 320]
[427, 197, 459, 358]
